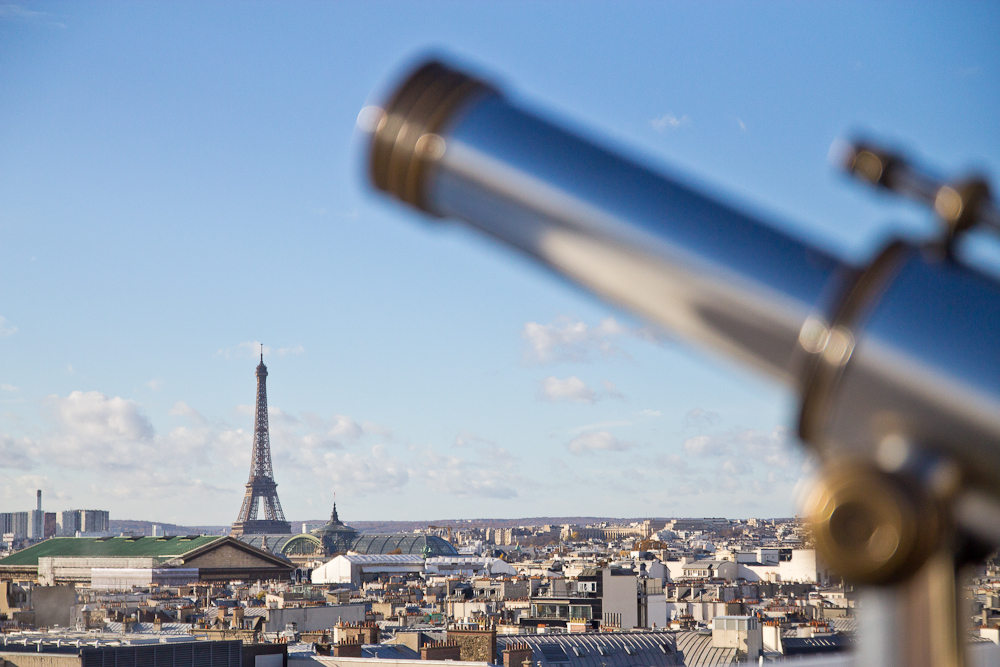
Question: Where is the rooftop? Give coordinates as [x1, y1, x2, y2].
[0, 536, 222, 567]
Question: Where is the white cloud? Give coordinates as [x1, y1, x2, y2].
[669, 484, 701, 497]
[1, 384, 18, 393]
[522, 317, 634, 364]
[453, 430, 495, 448]
[2, 387, 418, 517]
[0, 474, 55, 503]
[655, 453, 689, 473]
[566, 430, 635, 455]
[145, 379, 163, 391]
[315, 445, 409, 496]
[418, 445, 520, 499]
[0, 316, 17, 337]
[361, 422, 393, 439]
[216, 341, 305, 360]
[637, 409, 661, 418]
[650, 113, 690, 132]
[562, 420, 633, 437]
[33, 391, 217, 475]
[736, 426, 797, 472]
[278, 413, 371, 451]
[0, 434, 35, 470]
[49, 390, 154, 445]
[685, 408, 721, 429]
[722, 458, 752, 476]
[539, 376, 596, 404]
[169, 401, 207, 425]
[0, 4, 46, 20]
[737, 118, 747, 131]
[268, 406, 299, 426]
[681, 425, 800, 481]
[214, 427, 252, 467]
[683, 434, 728, 457]
[601, 380, 624, 400]
[328, 415, 363, 441]
[0, 4, 65, 27]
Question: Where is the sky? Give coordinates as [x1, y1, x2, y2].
[1, 2, 998, 526]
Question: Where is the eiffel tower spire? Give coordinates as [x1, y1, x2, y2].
[231, 350, 291, 535]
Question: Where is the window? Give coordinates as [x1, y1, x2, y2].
[537, 646, 569, 664]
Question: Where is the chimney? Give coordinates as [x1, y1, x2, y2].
[503, 644, 533, 667]
[37, 490, 42, 512]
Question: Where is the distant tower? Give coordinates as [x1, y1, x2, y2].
[231, 352, 291, 535]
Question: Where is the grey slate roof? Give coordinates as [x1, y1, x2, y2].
[830, 617, 857, 636]
[673, 631, 739, 666]
[782, 636, 851, 655]
[361, 644, 420, 660]
[102, 622, 193, 635]
[497, 630, 704, 667]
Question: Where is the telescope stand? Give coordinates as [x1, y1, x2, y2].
[855, 547, 966, 667]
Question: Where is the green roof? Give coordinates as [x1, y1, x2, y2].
[0, 535, 222, 567]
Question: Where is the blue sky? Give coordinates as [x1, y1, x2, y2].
[1, 2, 997, 525]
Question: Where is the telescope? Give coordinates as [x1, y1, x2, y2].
[363, 59, 1000, 666]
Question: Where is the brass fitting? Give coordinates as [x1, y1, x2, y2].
[804, 462, 941, 585]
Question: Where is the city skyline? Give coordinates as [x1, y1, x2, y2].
[1, 3, 998, 524]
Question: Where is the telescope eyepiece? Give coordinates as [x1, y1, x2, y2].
[369, 61, 496, 213]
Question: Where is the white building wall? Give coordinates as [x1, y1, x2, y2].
[647, 594, 668, 628]
[266, 604, 365, 632]
[91, 568, 199, 589]
[425, 557, 516, 577]
[643, 561, 667, 582]
[310, 556, 355, 584]
[664, 601, 687, 620]
[740, 549, 828, 584]
[311, 555, 424, 586]
[665, 561, 685, 582]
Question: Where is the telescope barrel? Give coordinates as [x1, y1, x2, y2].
[366, 61, 1000, 508]
[369, 62, 848, 385]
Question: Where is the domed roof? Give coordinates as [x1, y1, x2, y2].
[311, 503, 358, 555]
[312, 503, 357, 536]
[349, 533, 459, 557]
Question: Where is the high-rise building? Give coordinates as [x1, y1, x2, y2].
[56, 510, 80, 536]
[231, 354, 291, 535]
[80, 510, 110, 533]
[11, 512, 30, 539]
[1, 491, 108, 541]
[55, 509, 110, 536]
[27, 490, 44, 540]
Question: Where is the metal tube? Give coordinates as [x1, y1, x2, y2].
[369, 62, 848, 386]
[365, 60, 1000, 505]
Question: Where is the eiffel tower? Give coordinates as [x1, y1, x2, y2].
[231, 351, 291, 535]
